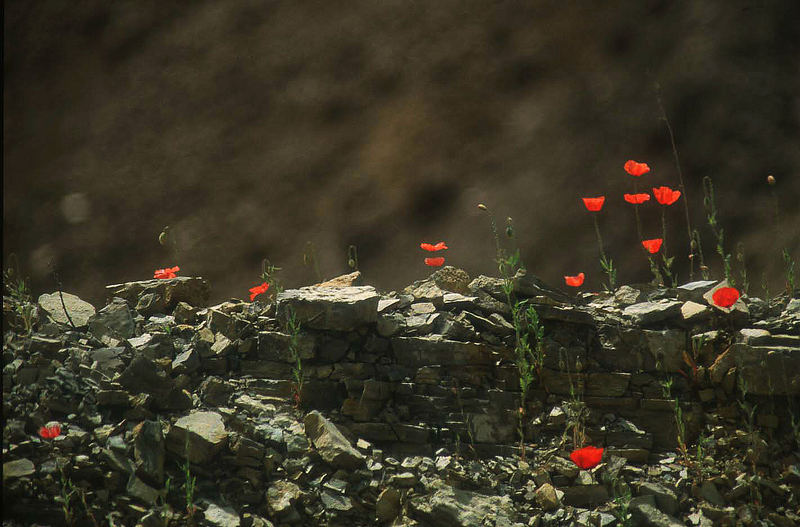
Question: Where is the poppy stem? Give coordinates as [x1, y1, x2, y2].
[656, 84, 695, 280]
[592, 214, 606, 262]
[661, 207, 668, 258]
[632, 180, 644, 249]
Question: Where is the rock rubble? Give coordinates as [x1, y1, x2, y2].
[3, 269, 799, 526]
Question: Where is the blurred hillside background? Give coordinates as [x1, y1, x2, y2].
[4, 0, 799, 307]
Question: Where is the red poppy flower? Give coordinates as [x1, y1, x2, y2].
[154, 266, 180, 279]
[582, 197, 605, 212]
[425, 257, 445, 267]
[564, 273, 585, 287]
[38, 424, 61, 439]
[624, 193, 651, 204]
[570, 446, 604, 470]
[712, 287, 740, 308]
[641, 238, 663, 254]
[652, 186, 681, 206]
[249, 282, 270, 302]
[624, 160, 650, 177]
[421, 242, 448, 251]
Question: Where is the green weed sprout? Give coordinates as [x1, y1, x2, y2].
[702, 176, 733, 284]
[479, 204, 544, 459]
[285, 306, 304, 407]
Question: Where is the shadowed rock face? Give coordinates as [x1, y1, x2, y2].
[4, 1, 799, 305]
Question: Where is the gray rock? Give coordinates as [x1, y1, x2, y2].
[105, 276, 210, 310]
[266, 480, 301, 515]
[629, 494, 684, 527]
[133, 420, 165, 487]
[642, 330, 686, 372]
[637, 481, 679, 516]
[698, 480, 725, 506]
[561, 484, 609, 507]
[304, 410, 366, 469]
[126, 474, 161, 504]
[204, 503, 241, 527]
[409, 486, 515, 527]
[320, 490, 353, 512]
[89, 297, 136, 343]
[117, 356, 173, 400]
[277, 286, 379, 330]
[3, 458, 35, 479]
[623, 300, 682, 325]
[38, 291, 96, 328]
[615, 285, 643, 306]
[166, 411, 228, 463]
[391, 336, 505, 366]
[676, 280, 717, 302]
[534, 482, 561, 511]
[257, 330, 315, 362]
[681, 301, 711, 322]
[376, 487, 402, 523]
[172, 348, 201, 375]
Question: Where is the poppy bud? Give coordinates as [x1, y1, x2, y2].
[700, 265, 709, 272]
[690, 239, 698, 250]
[505, 217, 514, 238]
[477, 203, 488, 211]
[348, 258, 356, 269]
[158, 230, 168, 246]
[767, 175, 776, 185]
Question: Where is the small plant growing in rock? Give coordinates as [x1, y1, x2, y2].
[581, 195, 616, 291]
[478, 204, 545, 459]
[285, 306, 304, 408]
[3, 255, 36, 334]
[702, 176, 734, 285]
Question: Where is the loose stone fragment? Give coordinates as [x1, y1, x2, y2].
[304, 410, 366, 469]
[38, 291, 96, 328]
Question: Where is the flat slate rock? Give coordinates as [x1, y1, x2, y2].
[277, 286, 379, 331]
[38, 291, 96, 328]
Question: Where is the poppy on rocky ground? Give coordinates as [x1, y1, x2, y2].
[249, 282, 270, 302]
[582, 197, 605, 212]
[425, 257, 445, 267]
[641, 238, 663, 254]
[420, 242, 448, 251]
[39, 424, 61, 439]
[564, 273, 585, 287]
[652, 186, 681, 206]
[570, 446, 604, 469]
[624, 193, 651, 204]
[712, 287, 740, 308]
[624, 160, 650, 177]
[154, 266, 180, 279]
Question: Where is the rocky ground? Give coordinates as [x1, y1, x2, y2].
[2, 269, 799, 527]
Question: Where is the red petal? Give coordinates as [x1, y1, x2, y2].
[421, 242, 448, 252]
[425, 257, 445, 267]
[582, 197, 605, 212]
[570, 446, 604, 469]
[712, 287, 740, 308]
[624, 193, 651, 204]
[564, 273, 585, 287]
[420, 243, 436, 251]
[624, 160, 650, 176]
[641, 238, 663, 254]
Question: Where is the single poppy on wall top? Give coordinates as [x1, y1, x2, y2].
[564, 273, 585, 287]
[154, 266, 180, 279]
[39, 424, 61, 439]
[641, 238, 663, 254]
[624, 160, 650, 177]
[425, 257, 445, 267]
[624, 193, 651, 204]
[570, 446, 604, 470]
[582, 197, 605, 212]
[652, 186, 681, 206]
[420, 242, 448, 251]
[249, 282, 270, 302]
[712, 287, 740, 308]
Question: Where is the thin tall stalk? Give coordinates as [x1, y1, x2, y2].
[656, 84, 695, 280]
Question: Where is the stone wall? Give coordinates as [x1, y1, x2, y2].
[94, 267, 799, 462]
